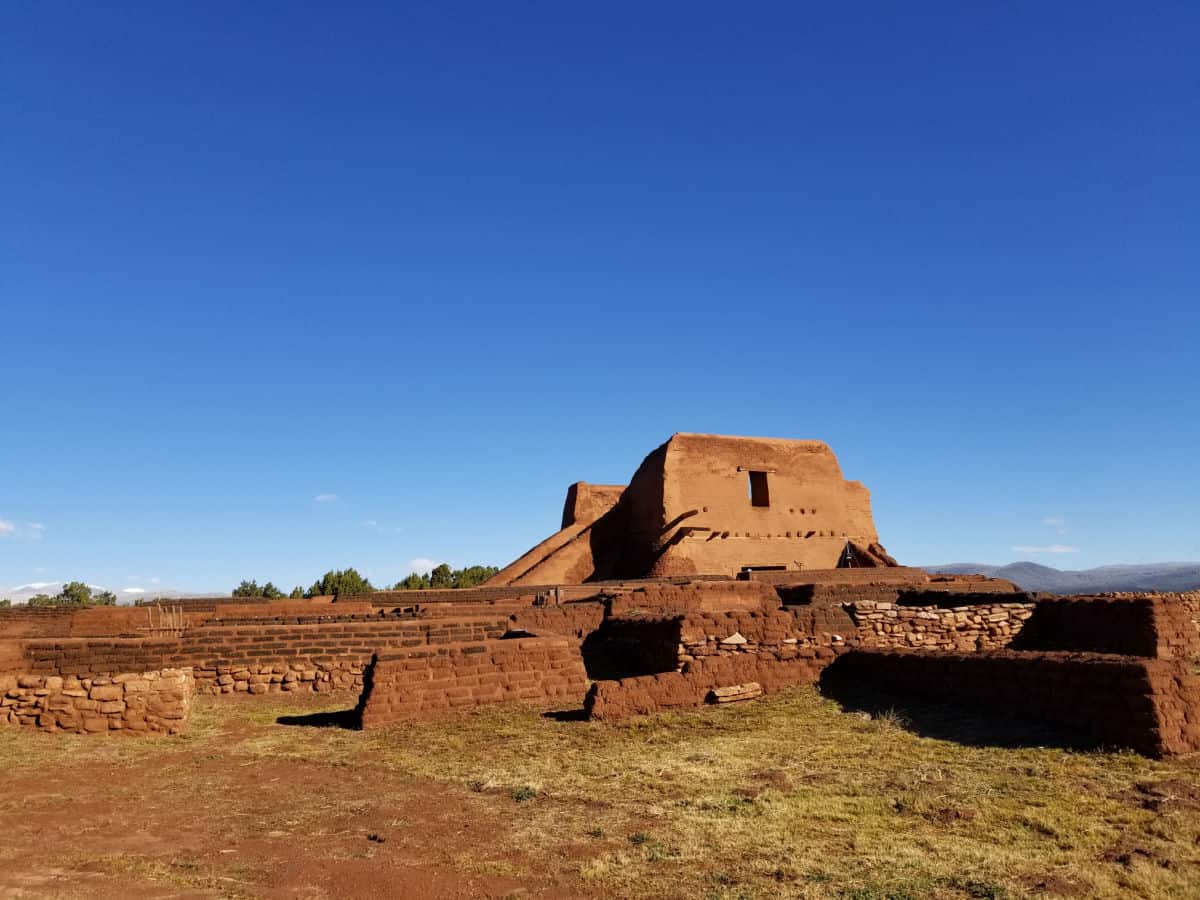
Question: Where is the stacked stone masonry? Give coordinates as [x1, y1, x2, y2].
[0, 667, 194, 735]
[848, 598, 1037, 651]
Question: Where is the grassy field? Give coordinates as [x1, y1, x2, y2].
[1, 686, 1198, 898]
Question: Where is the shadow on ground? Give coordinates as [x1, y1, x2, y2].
[276, 708, 361, 729]
[541, 708, 589, 722]
[818, 677, 1099, 753]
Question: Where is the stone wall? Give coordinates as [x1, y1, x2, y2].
[357, 636, 587, 727]
[0, 667, 194, 735]
[848, 598, 1036, 650]
[822, 649, 1200, 758]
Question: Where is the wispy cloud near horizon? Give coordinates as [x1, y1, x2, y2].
[407, 557, 442, 575]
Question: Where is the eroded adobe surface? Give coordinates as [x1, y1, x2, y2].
[488, 433, 897, 585]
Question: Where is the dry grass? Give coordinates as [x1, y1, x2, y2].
[3, 686, 1199, 898]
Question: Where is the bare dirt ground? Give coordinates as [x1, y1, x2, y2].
[1, 687, 1198, 899]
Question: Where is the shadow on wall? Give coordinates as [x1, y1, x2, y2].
[816, 678, 1099, 753]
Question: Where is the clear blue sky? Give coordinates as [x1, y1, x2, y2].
[3, 3, 1198, 595]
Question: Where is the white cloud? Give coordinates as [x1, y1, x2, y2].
[362, 519, 377, 527]
[407, 557, 442, 575]
[122, 588, 146, 595]
[1011, 544, 1079, 554]
[0, 520, 44, 540]
[314, 493, 339, 504]
[1041, 515, 1067, 535]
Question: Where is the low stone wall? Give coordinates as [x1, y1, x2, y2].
[822, 649, 1200, 758]
[0, 667, 194, 735]
[848, 599, 1036, 650]
[677, 607, 857, 665]
[585, 647, 845, 720]
[357, 637, 587, 727]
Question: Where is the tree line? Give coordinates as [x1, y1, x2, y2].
[231, 564, 499, 599]
[19, 582, 118, 608]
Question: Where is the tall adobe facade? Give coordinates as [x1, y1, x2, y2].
[487, 433, 896, 586]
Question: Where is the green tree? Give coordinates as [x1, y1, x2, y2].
[27, 593, 56, 607]
[59, 581, 94, 605]
[261, 582, 284, 600]
[289, 586, 304, 599]
[92, 590, 118, 606]
[306, 568, 374, 598]
[232, 579, 262, 598]
[0, 598, 10, 608]
[452, 565, 499, 588]
[394, 572, 430, 590]
[428, 563, 454, 589]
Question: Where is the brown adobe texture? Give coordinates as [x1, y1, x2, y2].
[487, 433, 896, 585]
[821, 649, 1200, 758]
[356, 636, 588, 728]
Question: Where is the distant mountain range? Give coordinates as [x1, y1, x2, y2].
[924, 562, 1200, 594]
[0, 582, 219, 605]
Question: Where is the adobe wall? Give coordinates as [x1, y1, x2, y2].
[585, 647, 848, 721]
[11, 616, 510, 696]
[0, 597, 376, 639]
[583, 603, 859, 719]
[1011, 595, 1200, 660]
[821, 649, 1200, 758]
[357, 637, 588, 727]
[508, 601, 606, 643]
[606, 580, 779, 616]
[1, 667, 194, 735]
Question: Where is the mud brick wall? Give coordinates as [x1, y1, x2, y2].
[508, 601, 606, 643]
[180, 617, 510, 695]
[0, 667, 194, 735]
[584, 646, 846, 720]
[0, 607, 76, 638]
[1098, 593, 1200, 658]
[583, 616, 684, 680]
[353, 587, 550, 607]
[848, 599, 1036, 650]
[14, 617, 511, 696]
[357, 637, 588, 727]
[606, 581, 778, 616]
[1011, 596, 1198, 659]
[822, 649, 1200, 758]
[676, 608, 857, 666]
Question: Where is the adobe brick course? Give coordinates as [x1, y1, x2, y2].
[357, 636, 588, 727]
[821, 648, 1200, 758]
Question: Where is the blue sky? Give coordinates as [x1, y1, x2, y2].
[3, 3, 1198, 595]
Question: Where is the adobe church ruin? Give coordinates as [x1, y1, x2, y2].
[488, 433, 896, 585]
[2, 431, 1198, 757]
